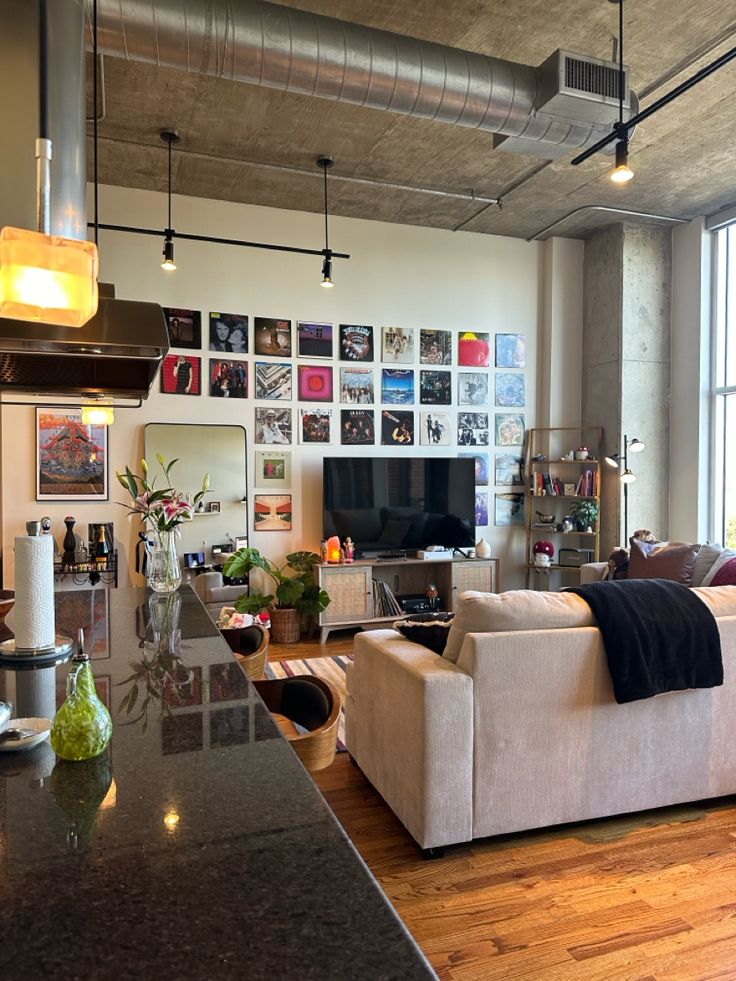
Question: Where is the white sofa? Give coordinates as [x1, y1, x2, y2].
[191, 571, 245, 620]
[344, 585, 736, 851]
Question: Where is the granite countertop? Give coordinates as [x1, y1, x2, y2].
[0, 587, 435, 980]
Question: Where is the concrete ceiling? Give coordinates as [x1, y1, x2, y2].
[87, 0, 736, 240]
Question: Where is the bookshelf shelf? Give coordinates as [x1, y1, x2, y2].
[525, 427, 604, 590]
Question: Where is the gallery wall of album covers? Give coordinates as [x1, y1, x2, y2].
[162, 308, 528, 532]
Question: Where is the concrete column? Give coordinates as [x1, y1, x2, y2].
[582, 223, 672, 554]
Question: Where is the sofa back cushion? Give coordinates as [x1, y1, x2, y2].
[691, 584, 736, 616]
[692, 542, 725, 586]
[443, 589, 596, 663]
[627, 539, 699, 585]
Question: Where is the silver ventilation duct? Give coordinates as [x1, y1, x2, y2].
[89, 0, 633, 159]
[0, 0, 167, 400]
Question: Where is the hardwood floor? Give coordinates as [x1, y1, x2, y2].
[273, 633, 736, 981]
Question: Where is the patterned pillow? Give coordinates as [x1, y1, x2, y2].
[393, 613, 455, 656]
[709, 556, 736, 587]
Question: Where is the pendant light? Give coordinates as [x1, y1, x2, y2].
[0, 0, 98, 327]
[160, 130, 180, 271]
[317, 156, 334, 288]
[609, 0, 634, 184]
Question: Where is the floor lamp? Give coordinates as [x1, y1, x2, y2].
[605, 435, 645, 545]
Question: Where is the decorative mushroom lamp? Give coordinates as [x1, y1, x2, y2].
[326, 536, 342, 564]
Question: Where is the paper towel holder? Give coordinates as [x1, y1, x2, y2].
[0, 634, 73, 669]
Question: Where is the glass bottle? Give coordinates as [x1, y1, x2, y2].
[51, 629, 113, 761]
[95, 525, 110, 565]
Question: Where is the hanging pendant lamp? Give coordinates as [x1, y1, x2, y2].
[609, 0, 634, 184]
[317, 156, 335, 288]
[160, 130, 180, 271]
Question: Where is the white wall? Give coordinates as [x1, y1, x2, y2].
[1, 184, 583, 590]
[670, 217, 712, 543]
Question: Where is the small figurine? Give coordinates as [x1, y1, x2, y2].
[343, 537, 355, 563]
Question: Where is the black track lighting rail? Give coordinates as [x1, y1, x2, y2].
[86, 222, 351, 259]
[572, 41, 736, 167]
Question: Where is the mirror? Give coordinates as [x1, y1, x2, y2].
[144, 424, 247, 568]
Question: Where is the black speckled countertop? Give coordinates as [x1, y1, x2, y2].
[0, 588, 436, 980]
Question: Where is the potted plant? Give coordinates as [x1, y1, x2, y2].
[222, 548, 330, 644]
[569, 500, 599, 532]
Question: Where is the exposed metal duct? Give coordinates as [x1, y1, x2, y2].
[88, 0, 632, 158]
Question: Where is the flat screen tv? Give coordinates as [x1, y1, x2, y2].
[323, 457, 475, 556]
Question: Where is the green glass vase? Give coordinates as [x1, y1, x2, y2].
[51, 645, 113, 762]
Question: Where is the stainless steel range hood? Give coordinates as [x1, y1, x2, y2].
[0, 293, 168, 399]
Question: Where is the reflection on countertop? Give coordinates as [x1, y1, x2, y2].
[0, 587, 435, 981]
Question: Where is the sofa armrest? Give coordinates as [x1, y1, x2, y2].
[345, 629, 473, 849]
[580, 562, 608, 584]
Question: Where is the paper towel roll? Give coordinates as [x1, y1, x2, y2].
[15, 535, 55, 649]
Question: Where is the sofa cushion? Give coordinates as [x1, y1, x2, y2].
[691, 584, 736, 616]
[393, 613, 455, 655]
[443, 590, 596, 663]
[709, 557, 736, 587]
[692, 542, 724, 586]
[627, 539, 698, 585]
[702, 549, 736, 586]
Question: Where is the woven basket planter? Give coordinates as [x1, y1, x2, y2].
[270, 607, 301, 644]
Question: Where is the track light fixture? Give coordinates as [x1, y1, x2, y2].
[317, 156, 335, 288]
[160, 130, 180, 271]
[609, 0, 634, 185]
[610, 133, 634, 184]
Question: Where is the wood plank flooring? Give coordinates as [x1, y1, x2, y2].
[274, 632, 736, 981]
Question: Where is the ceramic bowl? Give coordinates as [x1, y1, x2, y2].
[0, 590, 15, 623]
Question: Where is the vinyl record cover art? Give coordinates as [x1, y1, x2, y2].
[419, 411, 451, 446]
[300, 408, 332, 443]
[382, 326, 415, 364]
[420, 329, 452, 365]
[459, 371, 489, 405]
[495, 333, 526, 368]
[381, 369, 414, 404]
[298, 365, 333, 402]
[340, 410, 375, 445]
[210, 359, 248, 398]
[339, 367, 374, 404]
[495, 372, 526, 407]
[297, 321, 333, 358]
[381, 410, 414, 446]
[458, 331, 491, 367]
[457, 411, 489, 446]
[339, 324, 374, 362]
[459, 452, 490, 486]
[254, 317, 292, 357]
[255, 362, 292, 400]
[419, 370, 452, 405]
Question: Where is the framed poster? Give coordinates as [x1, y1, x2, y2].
[163, 307, 202, 350]
[254, 317, 292, 357]
[298, 365, 333, 402]
[297, 321, 333, 358]
[36, 409, 108, 501]
[254, 450, 291, 488]
[382, 326, 414, 364]
[209, 312, 248, 353]
[254, 494, 293, 531]
[340, 410, 375, 445]
[160, 354, 201, 395]
[210, 359, 248, 398]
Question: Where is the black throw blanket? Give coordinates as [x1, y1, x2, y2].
[567, 579, 723, 704]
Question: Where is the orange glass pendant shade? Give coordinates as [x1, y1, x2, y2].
[0, 226, 99, 327]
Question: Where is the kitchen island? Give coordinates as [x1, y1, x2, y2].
[0, 587, 435, 980]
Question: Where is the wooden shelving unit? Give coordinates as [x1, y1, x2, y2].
[525, 427, 603, 590]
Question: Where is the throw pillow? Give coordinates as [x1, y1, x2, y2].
[709, 556, 736, 587]
[691, 542, 723, 586]
[443, 590, 596, 663]
[701, 548, 736, 587]
[394, 613, 455, 656]
[627, 539, 699, 585]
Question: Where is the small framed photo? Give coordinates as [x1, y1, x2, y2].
[339, 324, 374, 362]
[254, 317, 292, 357]
[459, 331, 491, 367]
[255, 362, 292, 400]
[210, 359, 248, 398]
[564, 482, 577, 496]
[254, 494, 293, 531]
[209, 312, 248, 353]
[160, 354, 201, 395]
[495, 333, 525, 368]
[254, 407, 292, 445]
[300, 408, 332, 443]
[298, 321, 333, 359]
[382, 326, 414, 363]
[163, 308, 202, 350]
[235, 536, 248, 551]
[419, 411, 451, 446]
[298, 364, 333, 402]
[254, 449, 291, 488]
[207, 501, 221, 513]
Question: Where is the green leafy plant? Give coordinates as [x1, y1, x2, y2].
[222, 548, 330, 616]
[569, 500, 599, 528]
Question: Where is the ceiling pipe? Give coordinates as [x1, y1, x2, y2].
[86, 0, 623, 155]
[527, 205, 687, 241]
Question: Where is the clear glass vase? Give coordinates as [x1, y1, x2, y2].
[147, 529, 182, 593]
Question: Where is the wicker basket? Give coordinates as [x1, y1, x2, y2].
[270, 607, 301, 644]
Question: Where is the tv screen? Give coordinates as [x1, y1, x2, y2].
[323, 457, 475, 555]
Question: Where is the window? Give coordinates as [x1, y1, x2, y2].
[713, 225, 736, 547]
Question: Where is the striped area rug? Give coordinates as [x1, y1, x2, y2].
[264, 654, 353, 751]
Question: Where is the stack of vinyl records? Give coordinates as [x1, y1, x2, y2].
[372, 579, 403, 617]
